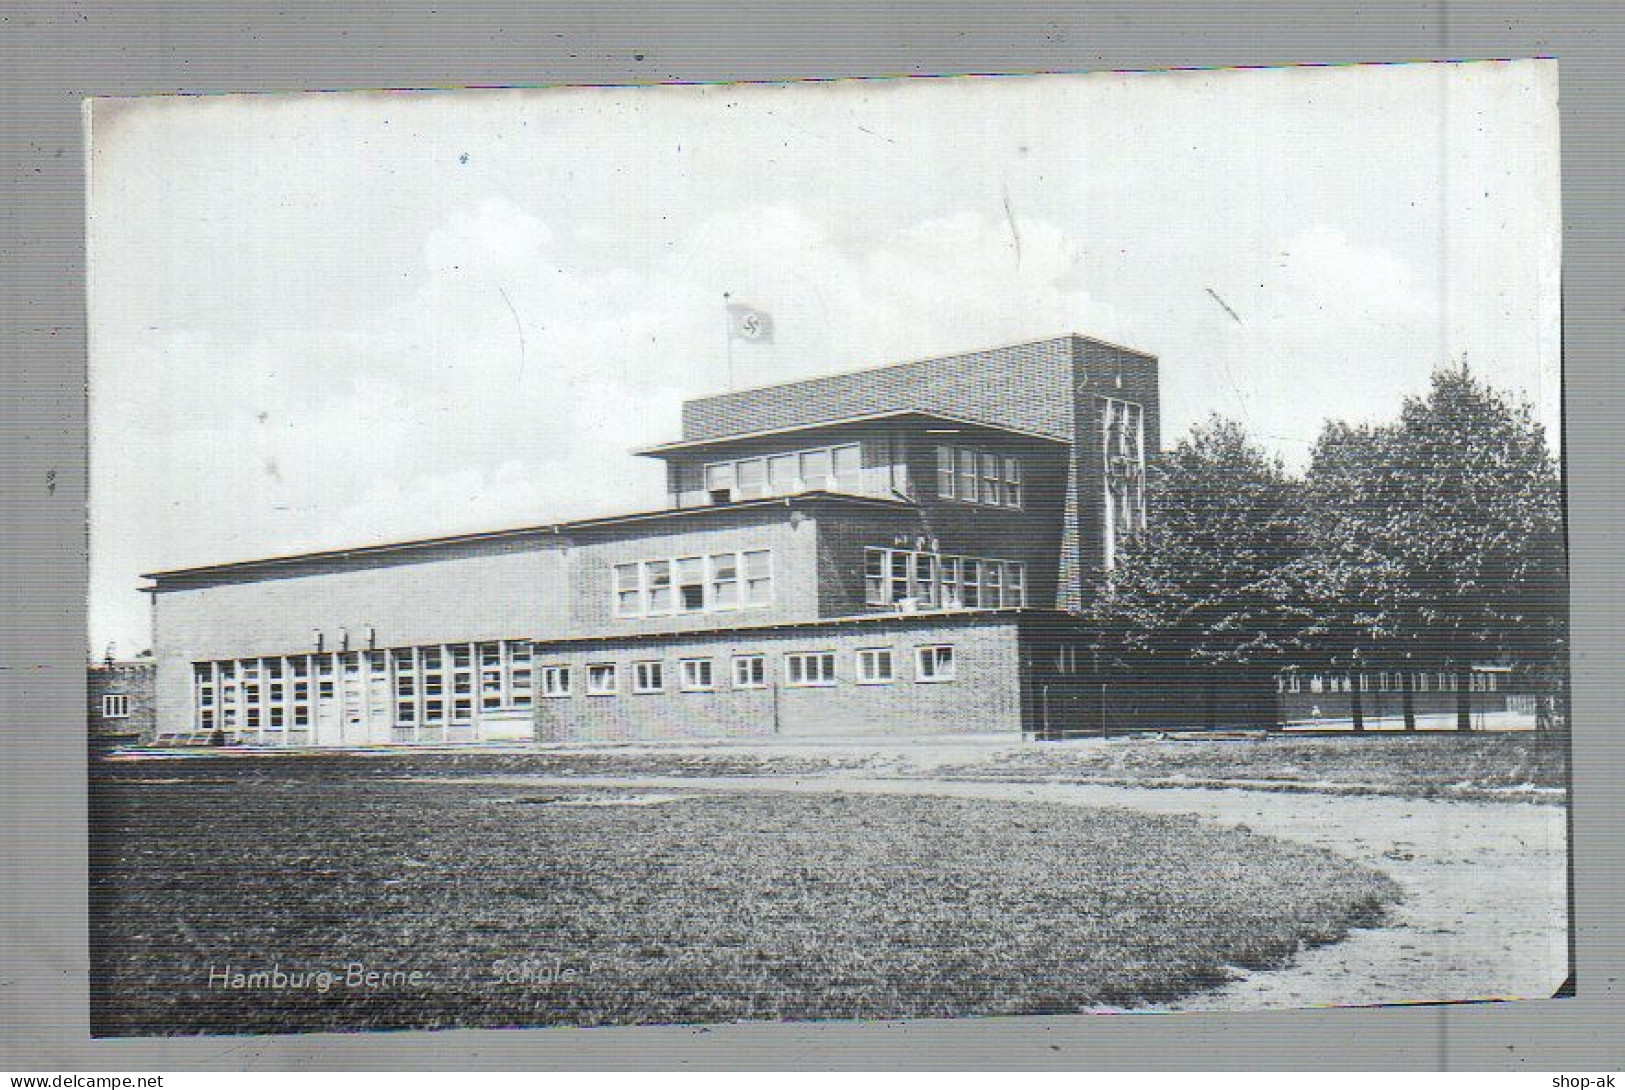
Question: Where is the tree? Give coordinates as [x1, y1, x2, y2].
[1302, 366, 1566, 731]
[1286, 421, 1414, 730]
[1096, 417, 1306, 729]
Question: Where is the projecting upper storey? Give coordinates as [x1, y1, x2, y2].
[639, 334, 1161, 607]
[635, 409, 1070, 509]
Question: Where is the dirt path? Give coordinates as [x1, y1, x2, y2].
[413, 772, 1570, 1011]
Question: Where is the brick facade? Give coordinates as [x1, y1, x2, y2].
[140, 334, 1160, 744]
[87, 659, 156, 741]
[532, 614, 1026, 741]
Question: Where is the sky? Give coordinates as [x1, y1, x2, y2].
[86, 60, 1561, 656]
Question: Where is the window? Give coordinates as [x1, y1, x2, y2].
[938, 445, 1022, 508]
[960, 559, 981, 607]
[799, 447, 832, 489]
[680, 658, 715, 692]
[542, 666, 571, 698]
[677, 557, 706, 612]
[856, 648, 895, 684]
[832, 442, 861, 485]
[981, 451, 1003, 506]
[705, 461, 735, 498]
[705, 441, 863, 500]
[768, 453, 798, 493]
[936, 445, 957, 499]
[744, 549, 773, 605]
[865, 549, 1025, 609]
[940, 557, 962, 608]
[633, 660, 665, 694]
[424, 699, 445, 723]
[646, 560, 673, 614]
[618, 550, 771, 617]
[916, 645, 956, 682]
[1004, 456, 1023, 507]
[786, 652, 836, 687]
[615, 563, 642, 616]
[737, 457, 767, 498]
[102, 694, 130, 719]
[1005, 562, 1026, 607]
[887, 549, 911, 604]
[958, 447, 979, 502]
[733, 654, 767, 688]
[587, 663, 618, 696]
[865, 548, 888, 606]
[914, 553, 938, 607]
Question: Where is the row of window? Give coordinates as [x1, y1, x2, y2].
[704, 442, 863, 501]
[614, 549, 773, 618]
[1279, 671, 1502, 695]
[101, 694, 130, 718]
[189, 641, 535, 734]
[935, 445, 1023, 508]
[542, 644, 958, 697]
[864, 548, 1026, 609]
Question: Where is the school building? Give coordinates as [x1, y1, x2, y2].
[140, 334, 1158, 744]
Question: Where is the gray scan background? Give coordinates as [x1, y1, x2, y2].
[2, 0, 1621, 1072]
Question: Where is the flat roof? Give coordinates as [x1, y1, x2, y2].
[633, 408, 1071, 458]
[529, 607, 1076, 648]
[678, 331, 1156, 408]
[140, 492, 918, 585]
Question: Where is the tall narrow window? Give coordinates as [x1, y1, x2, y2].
[889, 550, 911, 604]
[1004, 456, 1023, 508]
[646, 560, 673, 614]
[960, 559, 981, 607]
[958, 448, 979, 502]
[941, 557, 962, 607]
[913, 552, 938, 607]
[1006, 562, 1026, 607]
[743, 550, 773, 605]
[981, 452, 1003, 506]
[984, 561, 1003, 605]
[710, 552, 740, 609]
[936, 445, 956, 498]
[102, 694, 130, 718]
[864, 548, 888, 605]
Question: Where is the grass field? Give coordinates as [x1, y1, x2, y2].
[90, 761, 1400, 1035]
[110, 731, 1568, 801]
[950, 733, 1570, 800]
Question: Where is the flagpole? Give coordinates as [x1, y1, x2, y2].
[722, 291, 735, 389]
